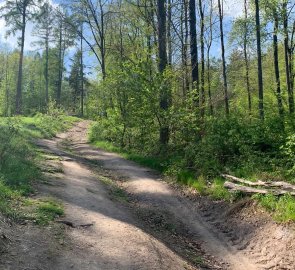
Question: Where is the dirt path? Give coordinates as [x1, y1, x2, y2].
[2, 121, 294, 270]
[59, 121, 295, 270]
[33, 133, 198, 269]
[55, 121, 258, 270]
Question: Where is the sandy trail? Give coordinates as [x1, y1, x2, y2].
[34, 130, 195, 270]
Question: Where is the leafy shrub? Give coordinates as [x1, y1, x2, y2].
[281, 134, 295, 179]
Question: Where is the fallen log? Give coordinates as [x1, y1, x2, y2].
[221, 174, 295, 192]
[224, 181, 295, 196]
[221, 174, 267, 187]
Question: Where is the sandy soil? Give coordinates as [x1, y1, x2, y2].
[1, 121, 295, 270]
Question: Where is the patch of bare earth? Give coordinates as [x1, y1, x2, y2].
[0, 216, 67, 270]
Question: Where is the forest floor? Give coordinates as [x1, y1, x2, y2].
[1, 121, 295, 270]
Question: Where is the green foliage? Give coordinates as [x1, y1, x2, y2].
[256, 194, 278, 211]
[254, 194, 295, 222]
[281, 134, 295, 179]
[190, 176, 208, 195]
[87, 55, 178, 153]
[90, 113, 293, 207]
[172, 113, 294, 183]
[32, 101, 75, 137]
[91, 112, 293, 180]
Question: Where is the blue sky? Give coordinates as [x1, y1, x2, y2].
[0, 0, 244, 74]
[0, 0, 244, 49]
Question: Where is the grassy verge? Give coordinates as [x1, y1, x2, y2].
[0, 114, 78, 224]
[90, 140, 234, 201]
[91, 140, 165, 172]
[253, 193, 295, 222]
[89, 129, 295, 223]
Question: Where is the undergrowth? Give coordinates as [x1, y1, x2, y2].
[89, 117, 295, 223]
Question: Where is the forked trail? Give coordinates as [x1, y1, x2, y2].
[40, 121, 259, 270]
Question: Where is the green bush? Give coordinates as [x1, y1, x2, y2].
[281, 134, 295, 180]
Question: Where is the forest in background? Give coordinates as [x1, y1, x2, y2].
[0, 0, 294, 219]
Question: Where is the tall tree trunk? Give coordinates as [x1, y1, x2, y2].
[183, 0, 189, 94]
[289, 20, 295, 99]
[207, 0, 213, 115]
[5, 54, 9, 116]
[217, 0, 229, 115]
[157, 0, 168, 73]
[45, 30, 49, 106]
[255, 0, 264, 120]
[157, 0, 169, 146]
[80, 24, 84, 116]
[180, 1, 189, 96]
[199, 0, 205, 117]
[180, 3, 185, 95]
[99, 0, 106, 80]
[167, 0, 172, 65]
[39, 57, 42, 111]
[57, 23, 63, 105]
[189, 0, 199, 104]
[289, 20, 295, 98]
[16, 9, 26, 115]
[243, 0, 251, 114]
[273, 11, 284, 116]
[144, 0, 153, 78]
[44, 3, 50, 107]
[283, 1, 294, 113]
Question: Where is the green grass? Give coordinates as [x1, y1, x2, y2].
[0, 114, 77, 223]
[18, 114, 78, 139]
[253, 193, 295, 222]
[92, 140, 165, 172]
[209, 178, 232, 201]
[35, 198, 64, 225]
